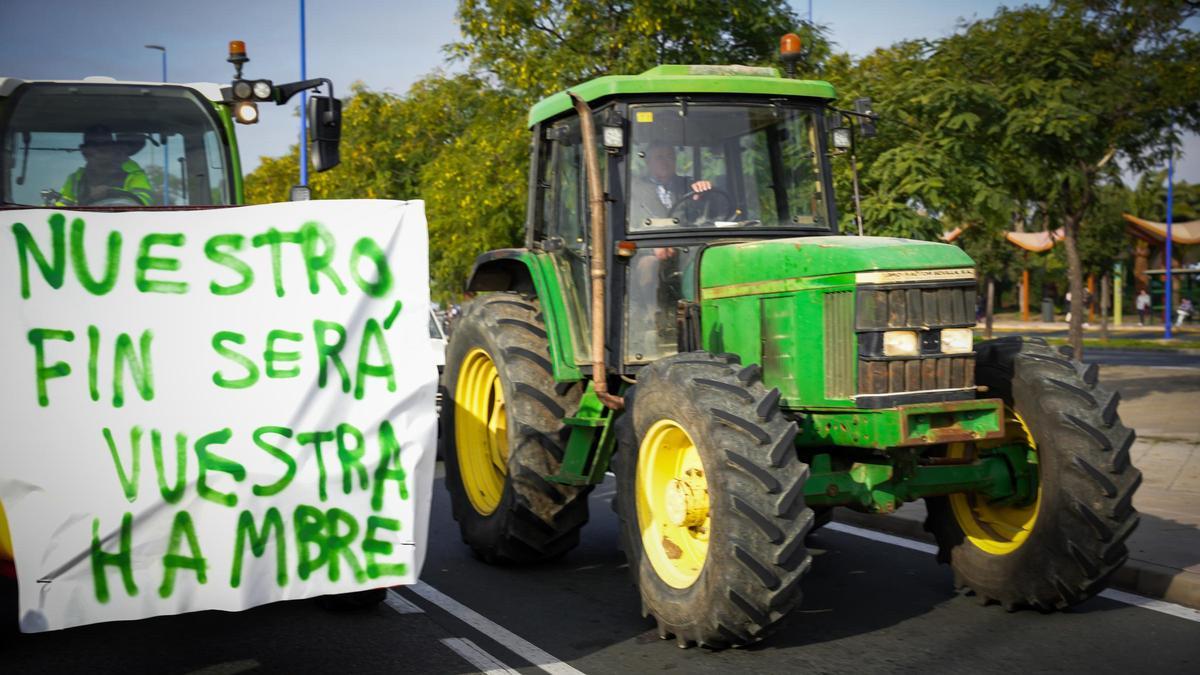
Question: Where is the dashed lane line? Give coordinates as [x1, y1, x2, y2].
[408, 581, 587, 675]
[825, 521, 1200, 624]
[384, 590, 425, 614]
[440, 637, 523, 675]
[386, 590, 527, 674]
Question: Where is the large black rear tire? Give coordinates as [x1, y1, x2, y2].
[440, 293, 590, 563]
[614, 352, 812, 648]
[925, 337, 1142, 610]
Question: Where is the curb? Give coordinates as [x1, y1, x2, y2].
[832, 510, 1200, 611]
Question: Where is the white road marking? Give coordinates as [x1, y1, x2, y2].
[1097, 588, 1200, 623]
[825, 522, 937, 555]
[439, 637, 522, 675]
[384, 589, 425, 614]
[409, 581, 586, 675]
[825, 521, 1200, 623]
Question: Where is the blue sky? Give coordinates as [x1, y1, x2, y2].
[2, 0, 1196, 185]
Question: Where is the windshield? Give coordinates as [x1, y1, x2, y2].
[2, 83, 232, 207]
[627, 102, 830, 232]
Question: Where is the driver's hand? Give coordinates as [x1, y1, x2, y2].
[690, 180, 712, 200]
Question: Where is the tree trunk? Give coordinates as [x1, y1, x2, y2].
[1062, 218, 1085, 361]
[1021, 266, 1030, 322]
[1100, 273, 1110, 342]
[1087, 274, 1096, 324]
[985, 276, 995, 339]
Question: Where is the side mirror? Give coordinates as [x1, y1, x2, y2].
[308, 95, 342, 172]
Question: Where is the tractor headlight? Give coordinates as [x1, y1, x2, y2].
[233, 101, 259, 124]
[231, 79, 254, 100]
[252, 79, 274, 101]
[882, 330, 919, 356]
[941, 328, 973, 354]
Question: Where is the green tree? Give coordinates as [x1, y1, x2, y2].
[1131, 171, 1200, 222]
[246, 75, 495, 204]
[450, 0, 815, 98]
[833, 1, 1199, 358]
[249, 0, 818, 302]
[941, 1, 1198, 357]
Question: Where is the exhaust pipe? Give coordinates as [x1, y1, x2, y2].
[568, 91, 623, 410]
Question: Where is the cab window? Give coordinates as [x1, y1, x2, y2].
[2, 83, 233, 207]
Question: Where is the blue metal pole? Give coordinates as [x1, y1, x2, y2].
[299, 0, 309, 187]
[1165, 139, 1175, 338]
[161, 49, 168, 205]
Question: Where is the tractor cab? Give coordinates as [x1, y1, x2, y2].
[1, 78, 239, 207]
[521, 64, 839, 368]
[1, 42, 342, 209]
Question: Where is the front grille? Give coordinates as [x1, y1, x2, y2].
[824, 291, 856, 398]
[855, 281, 977, 398]
[856, 284, 974, 331]
[857, 356, 975, 395]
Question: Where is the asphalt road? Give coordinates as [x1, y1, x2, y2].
[4, 472, 1199, 674]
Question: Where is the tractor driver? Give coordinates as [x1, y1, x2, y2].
[627, 142, 714, 354]
[58, 125, 154, 206]
[631, 141, 713, 229]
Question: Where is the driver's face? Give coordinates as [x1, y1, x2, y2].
[81, 144, 123, 167]
[648, 145, 677, 182]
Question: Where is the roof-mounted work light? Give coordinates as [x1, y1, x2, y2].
[233, 100, 259, 124]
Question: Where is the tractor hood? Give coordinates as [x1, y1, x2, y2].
[700, 236, 974, 292]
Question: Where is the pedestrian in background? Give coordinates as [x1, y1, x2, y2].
[1177, 297, 1194, 328]
[1136, 288, 1151, 326]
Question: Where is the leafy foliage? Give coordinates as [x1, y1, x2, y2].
[825, 0, 1198, 355]
[244, 0, 1197, 328]
[450, 0, 812, 97]
[247, 0, 811, 303]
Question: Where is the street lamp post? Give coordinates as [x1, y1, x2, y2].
[144, 44, 169, 205]
[298, 0, 309, 189]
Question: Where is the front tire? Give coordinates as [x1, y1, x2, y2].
[440, 293, 590, 563]
[925, 337, 1142, 610]
[614, 352, 812, 648]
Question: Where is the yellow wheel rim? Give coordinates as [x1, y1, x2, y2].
[455, 348, 508, 515]
[948, 408, 1042, 555]
[637, 419, 710, 589]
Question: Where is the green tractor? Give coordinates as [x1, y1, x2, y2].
[439, 62, 1142, 648]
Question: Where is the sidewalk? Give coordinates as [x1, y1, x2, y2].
[984, 315, 1200, 341]
[836, 363, 1200, 609]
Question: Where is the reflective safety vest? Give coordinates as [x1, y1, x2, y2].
[59, 160, 155, 206]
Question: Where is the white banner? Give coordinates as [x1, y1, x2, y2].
[0, 200, 437, 632]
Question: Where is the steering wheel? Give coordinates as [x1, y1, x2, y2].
[87, 188, 146, 207]
[666, 187, 736, 223]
